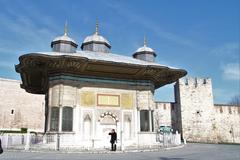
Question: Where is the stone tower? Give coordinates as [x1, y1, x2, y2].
[174, 77, 218, 143]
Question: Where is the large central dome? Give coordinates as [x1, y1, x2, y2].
[81, 21, 111, 53]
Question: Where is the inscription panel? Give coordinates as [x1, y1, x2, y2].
[97, 94, 120, 107]
[81, 91, 95, 107]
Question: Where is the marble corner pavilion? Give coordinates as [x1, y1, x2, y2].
[15, 22, 187, 148]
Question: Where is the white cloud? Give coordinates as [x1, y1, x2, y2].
[222, 63, 240, 80]
[211, 42, 239, 58]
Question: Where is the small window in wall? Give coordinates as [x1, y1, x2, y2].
[50, 107, 59, 131]
[140, 110, 150, 132]
[62, 106, 73, 131]
[203, 79, 207, 84]
[10, 109, 15, 115]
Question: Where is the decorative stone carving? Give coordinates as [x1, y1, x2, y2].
[121, 93, 133, 109]
[80, 91, 95, 107]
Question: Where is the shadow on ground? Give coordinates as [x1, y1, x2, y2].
[159, 157, 184, 160]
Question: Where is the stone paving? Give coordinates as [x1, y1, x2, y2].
[0, 143, 240, 160]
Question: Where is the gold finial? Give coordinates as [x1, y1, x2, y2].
[144, 35, 147, 47]
[64, 21, 68, 36]
[95, 19, 99, 35]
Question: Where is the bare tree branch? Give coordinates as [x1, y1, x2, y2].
[229, 94, 240, 106]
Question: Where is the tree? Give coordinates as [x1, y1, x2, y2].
[229, 94, 240, 106]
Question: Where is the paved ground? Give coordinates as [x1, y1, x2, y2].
[0, 143, 240, 160]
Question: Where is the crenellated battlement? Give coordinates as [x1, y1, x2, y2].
[175, 77, 214, 106]
[178, 77, 211, 87]
[214, 104, 240, 115]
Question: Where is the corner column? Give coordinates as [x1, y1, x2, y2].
[58, 106, 63, 132]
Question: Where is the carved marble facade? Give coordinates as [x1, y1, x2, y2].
[44, 74, 156, 147]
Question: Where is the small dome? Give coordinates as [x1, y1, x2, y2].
[81, 21, 111, 53]
[135, 45, 154, 53]
[133, 37, 156, 62]
[52, 35, 77, 45]
[51, 22, 78, 53]
[83, 34, 111, 47]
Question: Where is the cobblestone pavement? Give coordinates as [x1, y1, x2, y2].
[0, 143, 240, 160]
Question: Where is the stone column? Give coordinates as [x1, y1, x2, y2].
[24, 131, 30, 150]
[59, 106, 63, 132]
[92, 110, 96, 148]
[80, 108, 83, 140]
[58, 84, 63, 132]
[137, 109, 140, 148]
[121, 111, 124, 151]
[149, 110, 152, 132]
[47, 106, 52, 131]
[73, 106, 77, 132]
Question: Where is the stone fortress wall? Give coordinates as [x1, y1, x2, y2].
[0, 78, 45, 132]
[213, 104, 240, 143]
[168, 77, 239, 143]
[0, 77, 239, 144]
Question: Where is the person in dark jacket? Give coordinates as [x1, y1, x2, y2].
[0, 138, 3, 154]
[108, 129, 117, 151]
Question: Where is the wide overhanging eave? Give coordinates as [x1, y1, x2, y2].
[15, 53, 187, 93]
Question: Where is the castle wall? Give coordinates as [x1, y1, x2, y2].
[1, 76, 239, 145]
[214, 104, 240, 143]
[155, 102, 172, 128]
[154, 102, 179, 133]
[0, 78, 45, 132]
[175, 77, 240, 143]
[175, 78, 218, 143]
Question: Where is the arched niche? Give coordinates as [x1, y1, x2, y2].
[83, 114, 92, 140]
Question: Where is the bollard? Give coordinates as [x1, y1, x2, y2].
[24, 131, 30, 150]
[183, 138, 187, 144]
[120, 130, 124, 151]
[56, 134, 60, 151]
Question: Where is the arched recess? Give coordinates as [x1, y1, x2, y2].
[83, 114, 92, 140]
[98, 111, 119, 123]
[124, 115, 131, 140]
[98, 112, 118, 142]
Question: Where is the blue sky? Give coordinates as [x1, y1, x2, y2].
[0, 0, 239, 104]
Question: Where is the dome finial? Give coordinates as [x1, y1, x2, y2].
[51, 20, 78, 53]
[64, 21, 68, 36]
[95, 19, 99, 35]
[144, 35, 147, 47]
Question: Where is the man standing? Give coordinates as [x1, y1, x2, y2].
[108, 129, 117, 151]
[0, 137, 3, 154]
